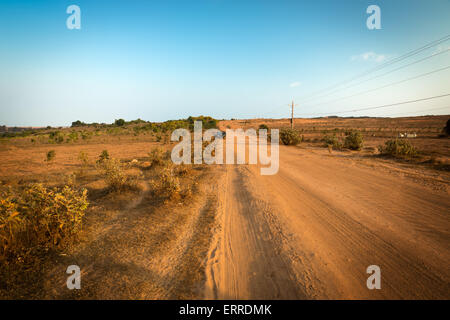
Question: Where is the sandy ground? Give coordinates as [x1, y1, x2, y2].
[204, 143, 450, 299]
[1, 125, 449, 299]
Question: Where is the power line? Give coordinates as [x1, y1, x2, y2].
[296, 93, 450, 116]
[382, 106, 450, 117]
[302, 48, 450, 106]
[302, 64, 450, 109]
[297, 35, 450, 104]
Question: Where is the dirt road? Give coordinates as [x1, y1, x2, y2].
[205, 145, 450, 299]
[13, 141, 448, 299]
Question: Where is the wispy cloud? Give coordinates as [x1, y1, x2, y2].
[289, 81, 302, 88]
[433, 44, 450, 55]
[351, 51, 387, 63]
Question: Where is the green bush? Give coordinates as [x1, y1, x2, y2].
[344, 130, 364, 150]
[114, 119, 126, 126]
[259, 124, 269, 131]
[97, 150, 110, 164]
[78, 151, 89, 166]
[67, 131, 79, 143]
[71, 120, 86, 127]
[378, 139, 417, 157]
[46, 150, 56, 162]
[49, 131, 64, 144]
[280, 128, 302, 145]
[322, 134, 342, 150]
[81, 131, 92, 140]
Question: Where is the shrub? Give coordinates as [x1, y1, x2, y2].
[0, 184, 89, 260]
[259, 124, 269, 131]
[280, 128, 302, 145]
[101, 158, 137, 192]
[46, 150, 56, 162]
[148, 147, 170, 167]
[344, 130, 364, 150]
[67, 131, 79, 143]
[97, 150, 110, 164]
[150, 168, 180, 199]
[71, 120, 86, 127]
[378, 139, 417, 158]
[114, 119, 125, 126]
[81, 131, 92, 140]
[322, 134, 342, 150]
[49, 131, 64, 144]
[78, 151, 89, 166]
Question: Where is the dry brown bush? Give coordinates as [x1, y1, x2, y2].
[99, 158, 140, 192]
[0, 184, 89, 261]
[150, 167, 181, 199]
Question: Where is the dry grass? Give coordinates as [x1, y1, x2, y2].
[0, 128, 214, 299]
[0, 184, 89, 262]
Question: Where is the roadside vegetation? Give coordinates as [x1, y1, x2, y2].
[0, 121, 214, 298]
[0, 184, 89, 262]
[322, 130, 364, 151]
[0, 116, 218, 146]
[280, 128, 302, 145]
[378, 139, 417, 158]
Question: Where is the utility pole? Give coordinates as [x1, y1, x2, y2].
[291, 100, 295, 129]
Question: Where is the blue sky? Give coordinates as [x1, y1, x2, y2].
[0, 0, 449, 126]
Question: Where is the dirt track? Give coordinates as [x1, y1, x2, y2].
[5, 138, 448, 299]
[205, 145, 450, 299]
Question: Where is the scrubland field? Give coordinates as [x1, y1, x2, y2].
[0, 115, 449, 299]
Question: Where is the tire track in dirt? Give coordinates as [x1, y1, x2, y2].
[40, 168, 220, 299]
[205, 144, 450, 299]
[205, 165, 306, 299]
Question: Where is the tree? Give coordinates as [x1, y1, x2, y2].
[114, 119, 125, 126]
[71, 120, 85, 127]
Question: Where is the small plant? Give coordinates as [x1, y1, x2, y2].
[101, 158, 137, 192]
[150, 167, 180, 199]
[378, 139, 417, 158]
[46, 150, 56, 162]
[67, 131, 79, 143]
[97, 150, 110, 164]
[280, 128, 302, 145]
[259, 124, 269, 131]
[148, 147, 169, 167]
[49, 131, 64, 144]
[322, 134, 342, 150]
[81, 131, 92, 140]
[78, 151, 89, 166]
[343, 130, 364, 150]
